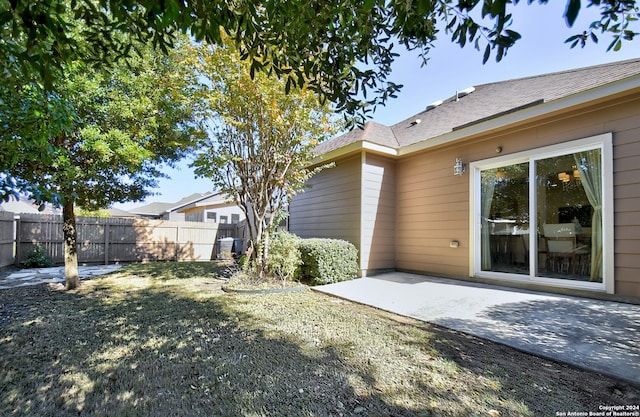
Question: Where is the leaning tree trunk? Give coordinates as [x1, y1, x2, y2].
[250, 213, 268, 281]
[62, 199, 79, 290]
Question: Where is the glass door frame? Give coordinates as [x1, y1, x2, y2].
[469, 133, 614, 293]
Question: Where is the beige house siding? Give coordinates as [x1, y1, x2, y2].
[610, 98, 640, 298]
[292, 69, 640, 298]
[393, 92, 640, 297]
[395, 147, 469, 277]
[361, 153, 396, 273]
[289, 155, 362, 258]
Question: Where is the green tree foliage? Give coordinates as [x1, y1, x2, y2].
[75, 208, 111, 218]
[0, 38, 203, 289]
[190, 41, 338, 280]
[1, 0, 637, 126]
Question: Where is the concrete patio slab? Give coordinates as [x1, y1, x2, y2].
[0, 264, 123, 289]
[313, 272, 640, 386]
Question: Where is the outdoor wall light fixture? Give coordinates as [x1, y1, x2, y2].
[453, 157, 466, 176]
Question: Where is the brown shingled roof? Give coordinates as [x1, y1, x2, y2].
[314, 121, 398, 155]
[316, 58, 640, 156]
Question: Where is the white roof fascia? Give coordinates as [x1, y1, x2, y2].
[130, 209, 166, 216]
[194, 197, 234, 208]
[399, 76, 640, 157]
[165, 193, 217, 214]
[311, 141, 398, 165]
[363, 141, 398, 156]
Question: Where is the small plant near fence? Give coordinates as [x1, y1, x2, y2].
[22, 245, 55, 268]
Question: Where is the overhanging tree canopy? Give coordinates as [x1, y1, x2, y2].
[3, 0, 638, 125]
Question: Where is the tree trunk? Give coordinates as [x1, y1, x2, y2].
[62, 199, 79, 290]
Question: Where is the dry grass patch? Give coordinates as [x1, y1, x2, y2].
[0, 262, 637, 416]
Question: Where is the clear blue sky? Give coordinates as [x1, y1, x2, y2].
[114, 3, 640, 210]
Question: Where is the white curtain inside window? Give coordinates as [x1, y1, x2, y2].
[575, 150, 602, 281]
[481, 173, 496, 270]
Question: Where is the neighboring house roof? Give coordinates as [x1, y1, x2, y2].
[0, 199, 41, 214]
[106, 207, 138, 218]
[0, 196, 61, 215]
[127, 192, 238, 218]
[129, 192, 213, 217]
[316, 58, 640, 159]
[163, 192, 223, 214]
[129, 201, 176, 217]
[170, 192, 214, 208]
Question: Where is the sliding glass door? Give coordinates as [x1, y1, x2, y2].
[474, 135, 611, 291]
[481, 162, 530, 275]
[535, 149, 601, 282]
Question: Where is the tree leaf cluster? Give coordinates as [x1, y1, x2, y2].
[2, 39, 203, 210]
[564, 0, 639, 51]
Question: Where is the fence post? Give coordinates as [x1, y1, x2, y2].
[175, 224, 181, 261]
[104, 222, 110, 265]
[14, 215, 21, 267]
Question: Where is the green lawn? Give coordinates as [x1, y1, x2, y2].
[0, 262, 637, 416]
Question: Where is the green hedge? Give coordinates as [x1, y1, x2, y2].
[298, 238, 358, 285]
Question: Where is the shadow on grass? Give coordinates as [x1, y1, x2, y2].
[7, 275, 635, 416]
[432, 297, 640, 389]
[421, 315, 640, 413]
[1, 282, 435, 416]
[113, 261, 229, 281]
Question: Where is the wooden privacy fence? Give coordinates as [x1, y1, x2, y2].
[10, 214, 241, 266]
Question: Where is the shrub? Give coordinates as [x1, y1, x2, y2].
[23, 245, 54, 268]
[298, 238, 358, 285]
[267, 231, 302, 283]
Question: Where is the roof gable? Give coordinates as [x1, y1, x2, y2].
[314, 121, 398, 155]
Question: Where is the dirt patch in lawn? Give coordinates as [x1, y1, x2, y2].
[0, 266, 638, 416]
